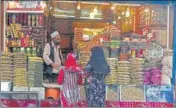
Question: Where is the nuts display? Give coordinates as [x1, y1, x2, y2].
[120, 86, 145, 102]
[106, 85, 119, 101]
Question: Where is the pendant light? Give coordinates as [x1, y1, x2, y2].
[77, 2, 81, 10]
[90, 12, 95, 19]
[144, 7, 149, 13]
[118, 16, 121, 19]
[125, 7, 130, 17]
[94, 6, 98, 14]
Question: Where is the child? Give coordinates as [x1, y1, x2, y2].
[57, 53, 84, 107]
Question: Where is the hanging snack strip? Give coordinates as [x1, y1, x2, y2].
[28, 57, 43, 87]
[105, 58, 118, 84]
[116, 61, 131, 85]
[1, 52, 14, 82]
[130, 58, 145, 85]
[13, 52, 27, 87]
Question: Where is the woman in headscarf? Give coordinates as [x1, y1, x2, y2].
[57, 53, 84, 107]
[85, 46, 110, 107]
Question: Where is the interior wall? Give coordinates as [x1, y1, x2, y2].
[169, 5, 174, 49]
[0, 1, 5, 51]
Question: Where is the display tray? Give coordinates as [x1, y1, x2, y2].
[120, 85, 145, 102]
[106, 84, 120, 101]
[145, 85, 174, 103]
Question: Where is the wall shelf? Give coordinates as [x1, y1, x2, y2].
[6, 10, 44, 13]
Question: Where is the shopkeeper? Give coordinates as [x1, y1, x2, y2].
[43, 31, 64, 83]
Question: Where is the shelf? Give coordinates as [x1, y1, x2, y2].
[22, 26, 43, 28]
[138, 24, 167, 28]
[8, 46, 36, 48]
[6, 10, 44, 13]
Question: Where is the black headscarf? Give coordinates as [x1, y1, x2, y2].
[87, 46, 110, 74]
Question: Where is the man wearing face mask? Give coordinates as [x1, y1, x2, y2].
[43, 31, 64, 83]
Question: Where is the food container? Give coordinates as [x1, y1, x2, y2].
[106, 84, 119, 101]
[120, 85, 145, 102]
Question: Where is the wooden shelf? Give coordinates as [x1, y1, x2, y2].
[138, 24, 167, 28]
[6, 10, 44, 13]
[22, 26, 43, 28]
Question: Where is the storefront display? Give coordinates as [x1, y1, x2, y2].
[13, 52, 27, 87]
[1, 52, 14, 82]
[28, 57, 43, 87]
[1, 1, 176, 107]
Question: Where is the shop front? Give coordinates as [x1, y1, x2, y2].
[0, 1, 176, 107]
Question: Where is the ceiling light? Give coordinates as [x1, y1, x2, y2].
[93, 31, 97, 36]
[94, 6, 98, 14]
[90, 12, 95, 19]
[77, 2, 81, 10]
[113, 21, 116, 24]
[111, 4, 116, 10]
[41, 2, 46, 9]
[118, 16, 121, 19]
[145, 7, 149, 13]
[125, 8, 130, 17]
[122, 11, 125, 15]
[111, 6, 115, 10]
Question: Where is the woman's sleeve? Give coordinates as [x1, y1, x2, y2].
[57, 69, 64, 85]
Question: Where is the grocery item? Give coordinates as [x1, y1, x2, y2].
[1, 52, 14, 82]
[106, 85, 119, 101]
[145, 85, 174, 103]
[116, 61, 131, 85]
[13, 52, 27, 87]
[120, 85, 145, 102]
[130, 58, 145, 85]
[105, 58, 118, 84]
[28, 57, 43, 87]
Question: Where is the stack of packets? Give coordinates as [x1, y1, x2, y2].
[1, 52, 14, 81]
[109, 25, 121, 39]
[13, 52, 27, 87]
[78, 51, 90, 67]
[105, 58, 117, 84]
[28, 57, 43, 87]
[144, 67, 162, 85]
[116, 61, 131, 85]
[130, 58, 145, 85]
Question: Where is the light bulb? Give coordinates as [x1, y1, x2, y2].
[122, 11, 125, 15]
[94, 7, 98, 14]
[90, 12, 94, 19]
[41, 2, 46, 9]
[125, 8, 130, 17]
[145, 8, 149, 13]
[118, 16, 121, 19]
[77, 2, 81, 10]
[93, 31, 97, 36]
[113, 21, 116, 24]
[111, 6, 115, 10]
